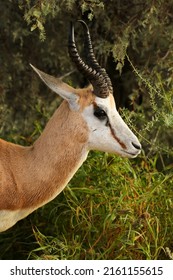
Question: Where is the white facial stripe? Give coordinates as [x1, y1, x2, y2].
[108, 122, 127, 149]
[95, 97, 128, 149]
[93, 100, 127, 149]
[82, 95, 141, 158]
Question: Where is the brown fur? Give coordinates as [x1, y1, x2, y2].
[76, 86, 95, 110]
[0, 101, 89, 211]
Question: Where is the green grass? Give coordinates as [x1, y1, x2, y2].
[0, 150, 173, 260]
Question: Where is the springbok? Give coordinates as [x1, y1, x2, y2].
[0, 21, 141, 232]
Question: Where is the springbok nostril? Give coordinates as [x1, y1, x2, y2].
[132, 142, 141, 150]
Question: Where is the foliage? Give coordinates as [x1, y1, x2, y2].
[0, 0, 173, 260]
[30, 152, 172, 260]
[0, 151, 173, 260]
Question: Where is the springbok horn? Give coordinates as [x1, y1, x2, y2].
[78, 20, 113, 95]
[68, 21, 109, 98]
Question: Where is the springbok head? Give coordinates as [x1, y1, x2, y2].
[31, 20, 141, 158]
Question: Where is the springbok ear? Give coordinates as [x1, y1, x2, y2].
[30, 64, 79, 110]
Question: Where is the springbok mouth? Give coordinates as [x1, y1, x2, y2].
[122, 150, 141, 157]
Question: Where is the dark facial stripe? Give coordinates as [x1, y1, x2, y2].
[93, 101, 127, 149]
[109, 123, 127, 149]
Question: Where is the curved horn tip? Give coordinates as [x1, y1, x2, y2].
[77, 20, 89, 30]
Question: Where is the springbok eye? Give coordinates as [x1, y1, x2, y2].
[94, 107, 107, 120]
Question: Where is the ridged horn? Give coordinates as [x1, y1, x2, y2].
[78, 20, 113, 95]
[68, 21, 110, 98]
